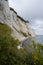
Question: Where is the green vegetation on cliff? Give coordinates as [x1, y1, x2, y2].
[0, 23, 27, 65]
[0, 23, 43, 65]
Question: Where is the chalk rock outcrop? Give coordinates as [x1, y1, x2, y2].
[0, 0, 35, 41]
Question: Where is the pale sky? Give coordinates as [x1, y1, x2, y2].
[8, 0, 43, 35]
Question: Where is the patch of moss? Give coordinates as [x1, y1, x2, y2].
[0, 23, 11, 36]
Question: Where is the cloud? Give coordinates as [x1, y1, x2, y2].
[30, 20, 43, 35]
[35, 29, 43, 35]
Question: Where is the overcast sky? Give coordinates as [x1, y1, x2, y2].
[8, 0, 43, 35]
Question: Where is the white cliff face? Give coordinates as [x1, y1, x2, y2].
[26, 23, 35, 37]
[17, 17, 28, 35]
[0, 0, 11, 25]
[0, 0, 5, 23]
[0, 0, 35, 41]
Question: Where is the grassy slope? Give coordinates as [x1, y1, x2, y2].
[0, 23, 43, 65]
[0, 23, 27, 65]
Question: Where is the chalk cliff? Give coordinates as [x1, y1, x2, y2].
[0, 0, 35, 41]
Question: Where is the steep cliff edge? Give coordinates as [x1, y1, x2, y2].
[0, 0, 35, 41]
